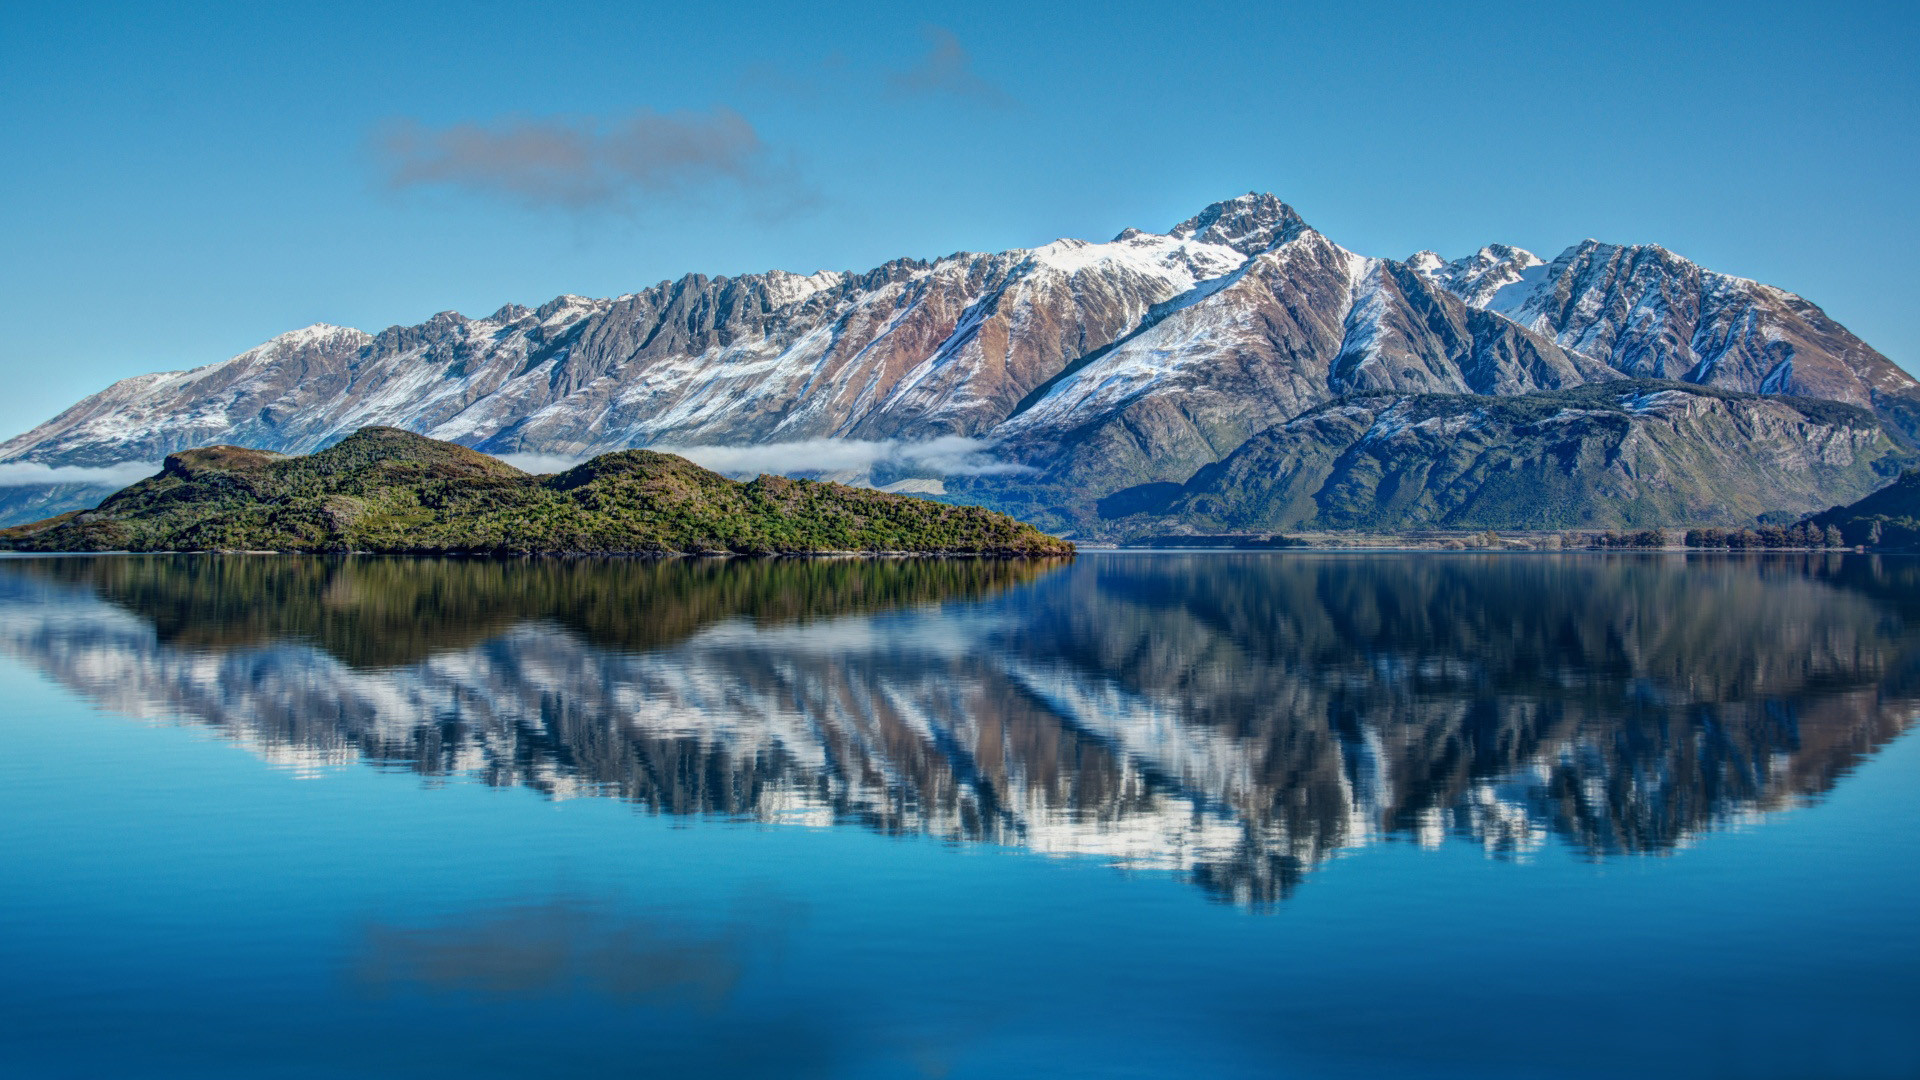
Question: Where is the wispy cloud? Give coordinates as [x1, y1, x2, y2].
[654, 437, 1031, 479]
[0, 461, 159, 488]
[886, 27, 1015, 107]
[374, 107, 812, 214]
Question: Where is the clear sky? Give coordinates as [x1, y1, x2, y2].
[1, 0, 1915, 440]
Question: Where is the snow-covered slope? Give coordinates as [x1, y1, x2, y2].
[1413, 239, 1915, 417]
[0, 209, 1266, 469]
[4, 193, 1915, 529]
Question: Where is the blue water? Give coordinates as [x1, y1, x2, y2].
[0, 552, 1916, 1078]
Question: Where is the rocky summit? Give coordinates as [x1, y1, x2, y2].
[3, 193, 1915, 535]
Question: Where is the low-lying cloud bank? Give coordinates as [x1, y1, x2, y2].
[0, 441, 1026, 489]
[0, 461, 161, 488]
[654, 436, 1031, 479]
[495, 438, 1029, 481]
[495, 453, 589, 475]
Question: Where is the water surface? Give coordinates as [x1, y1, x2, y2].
[1, 552, 1916, 1078]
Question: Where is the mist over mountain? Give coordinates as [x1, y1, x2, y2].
[4, 194, 1913, 533]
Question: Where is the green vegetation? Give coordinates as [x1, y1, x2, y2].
[1686, 525, 1848, 549]
[0, 428, 1074, 557]
[1803, 468, 1920, 549]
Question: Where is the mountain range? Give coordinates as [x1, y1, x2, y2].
[4, 193, 1914, 533]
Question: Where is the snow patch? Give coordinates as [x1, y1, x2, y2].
[878, 477, 947, 495]
[1618, 389, 1697, 414]
[1335, 257, 1390, 371]
[1482, 261, 1553, 320]
[1026, 230, 1247, 291]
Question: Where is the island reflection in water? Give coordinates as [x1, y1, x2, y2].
[1, 551, 1913, 908]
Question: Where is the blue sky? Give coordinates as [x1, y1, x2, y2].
[1, 0, 1914, 440]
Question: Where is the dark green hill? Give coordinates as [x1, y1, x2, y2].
[0, 427, 1074, 557]
[1805, 468, 1920, 548]
[1094, 381, 1913, 534]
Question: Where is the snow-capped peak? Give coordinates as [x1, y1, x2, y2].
[266, 323, 366, 346]
[235, 323, 372, 362]
[1168, 192, 1309, 255]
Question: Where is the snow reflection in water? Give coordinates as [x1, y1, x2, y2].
[0, 551, 1913, 908]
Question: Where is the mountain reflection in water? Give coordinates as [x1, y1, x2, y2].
[1, 552, 1913, 908]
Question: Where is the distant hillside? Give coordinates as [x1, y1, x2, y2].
[1806, 468, 1920, 548]
[1101, 381, 1912, 533]
[0, 428, 1073, 557]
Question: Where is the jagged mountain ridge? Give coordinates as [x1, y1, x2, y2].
[3, 193, 1914, 530]
[1419, 239, 1913, 412]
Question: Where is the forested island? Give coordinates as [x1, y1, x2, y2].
[0, 428, 1075, 557]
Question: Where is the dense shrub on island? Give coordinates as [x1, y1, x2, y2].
[1684, 525, 1846, 549]
[1805, 517, 1920, 550]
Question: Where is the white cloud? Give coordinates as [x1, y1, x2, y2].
[495, 452, 588, 475]
[654, 436, 1030, 479]
[0, 461, 161, 488]
[0, 440, 1027, 492]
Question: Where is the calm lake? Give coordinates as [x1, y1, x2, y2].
[1, 552, 1916, 1079]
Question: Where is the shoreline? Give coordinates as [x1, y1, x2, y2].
[1077, 527, 1868, 553]
[0, 544, 1888, 560]
[0, 547, 1078, 560]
